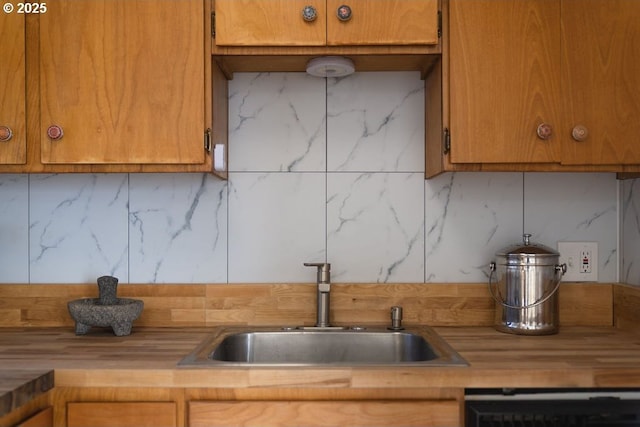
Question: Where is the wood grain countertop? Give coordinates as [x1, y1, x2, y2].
[1, 325, 639, 417]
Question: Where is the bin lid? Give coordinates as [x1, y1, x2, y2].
[496, 234, 559, 258]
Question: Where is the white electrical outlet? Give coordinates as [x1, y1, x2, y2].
[580, 248, 592, 273]
[557, 241, 598, 282]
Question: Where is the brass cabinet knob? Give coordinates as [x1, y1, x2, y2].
[0, 125, 13, 142]
[336, 4, 352, 21]
[571, 124, 589, 142]
[536, 123, 553, 140]
[47, 125, 64, 140]
[302, 5, 318, 22]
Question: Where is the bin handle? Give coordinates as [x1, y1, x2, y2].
[488, 262, 566, 310]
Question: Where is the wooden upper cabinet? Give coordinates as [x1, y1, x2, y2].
[39, 0, 206, 165]
[214, 0, 439, 47]
[326, 0, 439, 46]
[0, 12, 27, 165]
[447, 0, 640, 168]
[560, 0, 640, 165]
[448, 0, 562, 164]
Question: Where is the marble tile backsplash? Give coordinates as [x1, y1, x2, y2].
[622, 179, 640, 285]
[0, 72, 630, 284]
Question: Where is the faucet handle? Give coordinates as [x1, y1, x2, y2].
[304, 262, 331, 284]
[303, 262, 330, 268]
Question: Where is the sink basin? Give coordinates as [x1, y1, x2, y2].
[178, 326, 467, 367]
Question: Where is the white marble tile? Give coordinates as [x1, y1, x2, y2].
[228, 172, 325, 283]
[327, 72, 425, 172]
[228, 73, 326, 172]
[29, 174, 129, 283]
[622, 178, 640, 285]
[425, 172, 524, 282]
[129, 174, 227, 283]
[0, 72, 632, 289]
[0, 175, 29, 283]
[524, 173, 618, 282]
[327, 173, 425, 283]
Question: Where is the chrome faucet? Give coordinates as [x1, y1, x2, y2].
[304, 262, 331, 327]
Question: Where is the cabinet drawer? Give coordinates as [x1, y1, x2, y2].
[15, 407, 52, 427]
[67, 402, 176, 427]
[189, 400, 460, 427]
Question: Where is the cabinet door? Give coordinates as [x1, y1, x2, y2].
[214, 0, 326, 46]
[67, 402, 176, 427]
[561, 0, 640, 165]
[189, 400, 460, 427]
[327, 0, 439, 46]
[0, 12, 26, 165]
[449, 0, 562, 164]
[15, 407, 52, 427]
[39, 0, 205, 165]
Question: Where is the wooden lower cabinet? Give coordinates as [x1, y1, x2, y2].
[188, 400, 460, 427]
[49, 387, 462, 427]
[67, 402, 176, 427]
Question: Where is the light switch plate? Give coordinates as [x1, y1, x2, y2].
[557, 241, 598, 282]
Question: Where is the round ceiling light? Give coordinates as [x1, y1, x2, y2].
[306, 56, 355, 78]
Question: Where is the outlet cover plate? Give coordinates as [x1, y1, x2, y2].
[557, 241, 598, 282]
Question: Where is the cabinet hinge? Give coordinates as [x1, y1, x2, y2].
[211, 12, 216, 38]
[443, 128, 450, 155]
[438, 10, 442, 38]
[204, 128, 212, 152]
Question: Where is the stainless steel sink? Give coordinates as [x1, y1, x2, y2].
[178, 325, 467, 367]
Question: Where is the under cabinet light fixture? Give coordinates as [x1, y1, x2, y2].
[306, 56, 355, 77]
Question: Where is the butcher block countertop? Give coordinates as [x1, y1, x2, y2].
[1, 325, 640, 414]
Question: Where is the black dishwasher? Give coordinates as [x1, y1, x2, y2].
[465, 388, 640, 427]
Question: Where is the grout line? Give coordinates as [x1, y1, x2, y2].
[616, 178, 622, 283]
[522, 172, 526, 234]
[423, 172, 427, 284]
[228, 169, 425, 174]
[127, 173, 130, 283]
[226, 175, 230, 284]
[324, 77, 329, 263]
[27, 174, 31, 284]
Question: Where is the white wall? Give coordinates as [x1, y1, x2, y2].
[0, 72, 620, 284]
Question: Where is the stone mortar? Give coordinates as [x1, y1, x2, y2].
[67, 298, 144, 336]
